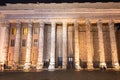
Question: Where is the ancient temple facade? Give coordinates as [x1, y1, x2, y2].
[0, 3, 120, 71]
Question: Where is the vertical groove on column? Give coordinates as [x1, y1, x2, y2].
[24, 22, 32, 70]
[48, 22, 56, 71]
[62, 22, 67, 69]
[109, 20, 119, 69]
[0, 23, 9, 70]
[74, 21, 81, 70]
[14, 22, 21, 67]
[86, 19, 94, 70]
[97, 20, 107, 69]
[36, 22, 44, 70]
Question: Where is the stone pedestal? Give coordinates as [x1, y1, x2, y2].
[24, 23, 32, 70]
[109, 20, 119, 70]
[97, 20, 107, 69]
[48, 22, 56, 71]
[62, 22, 67, 69]
[86, 20, 94, 70]
[74, 21, 81, 70]
[36, 22, 44, 70]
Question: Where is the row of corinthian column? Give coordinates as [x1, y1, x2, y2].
[0, 19, 119, 71]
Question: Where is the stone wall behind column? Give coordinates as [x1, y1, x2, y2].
[116, 29, 120, 62]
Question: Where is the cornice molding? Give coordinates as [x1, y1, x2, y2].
[0, 2, 120, 10]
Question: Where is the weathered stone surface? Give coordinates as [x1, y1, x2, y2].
[97, 20, 107, 68]
[74, 21, 81, 70]
[0, 3, 120, 71]
[48, 22, 56, 71]
[14, 23, 21, 65]
[109, 20, 119, 69]
[85, 20, 94, 70]
[36, 22, 44, 70]
[24, 23, 32, 70]
[62, 22, 67, 69]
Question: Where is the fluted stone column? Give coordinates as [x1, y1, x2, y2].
[62, 22, 67, 69]
[24, 23, 32, 70]
[13, 22, 21, 68]
[86, 20, 94, 70]
[97, 20, 107, 69]
[0, 23, 9, 71]
[109, 20, 119, 70]
[36, 22, 44, 70]
[74, 21, 81, 70]
[48, 22, 56, 71]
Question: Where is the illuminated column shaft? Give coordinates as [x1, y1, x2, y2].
[0, 27, 3, 64]
[24, 23, 32, 70]
[109, 20, 119, 69]
[14, 23, 21, 65]
[97, 20, 107, 68]
[62, 22, 67, 69]
[86, 20, 93, 69]
[48, 22, 56, 71]
[36, 22, 44, 70]
[74, 21, 81, 70]
[0, 23, 9, 70]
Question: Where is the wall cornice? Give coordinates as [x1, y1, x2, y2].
[0, 2, 120, 10]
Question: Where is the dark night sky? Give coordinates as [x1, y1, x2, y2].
[0, 0, 120, 5]
[0, 0, 120, 3]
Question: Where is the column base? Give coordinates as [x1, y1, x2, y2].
[12, 66, 17, 70]
[24, 62, 31, 71]
[12, 62, 18, 70]
[62, 62, 67, 69]
[62, 65, 67, 70]
[0, 62, 4, 71]
[87, 63, 94, 70]
[75, 64, 81, 71]
[99, 62, 107, 70]
[112, 63, 119, 70]
[48, 63, 55, 71]
[36, 63, 43, 70]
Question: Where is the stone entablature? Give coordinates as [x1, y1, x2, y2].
[0, 3, 120, 9]
[0, 3, 120, 21]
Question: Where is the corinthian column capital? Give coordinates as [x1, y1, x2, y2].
[51, 21, 56, 26]
[97, 19, 103, 31]
[109, 19, 114, 28]
[28, 22, 32, 27]
[16, 22, 21, 27]
[39, 22, 44, 28]
[86, 19, 90, 25]
[85, 19, 91, 31]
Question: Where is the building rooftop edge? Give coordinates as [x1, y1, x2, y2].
[0, 2, 120, 9]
